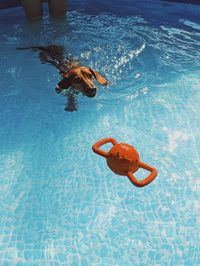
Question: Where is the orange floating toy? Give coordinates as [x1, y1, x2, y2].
[92, 138, 158, 187]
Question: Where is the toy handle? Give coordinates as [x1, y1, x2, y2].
[92, 138, 118, 158]
[127, 161, 158, 187]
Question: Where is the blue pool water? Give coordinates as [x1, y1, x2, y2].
[0, 1, 200, 265]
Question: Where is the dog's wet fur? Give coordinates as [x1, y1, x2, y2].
[17, 45, 108, 111]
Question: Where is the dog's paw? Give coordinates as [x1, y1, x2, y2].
[64, 106, 77, 112]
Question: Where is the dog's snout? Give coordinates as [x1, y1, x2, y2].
[87, 93, 96, 98]
[86, 86, 96, 92]
[84, 86, 97, 97]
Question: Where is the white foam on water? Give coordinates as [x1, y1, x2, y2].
[162, 128, 190, 153]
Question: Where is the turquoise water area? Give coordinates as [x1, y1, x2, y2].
[0, 0, 200, 265]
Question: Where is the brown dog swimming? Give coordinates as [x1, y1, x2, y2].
[17, 45, 108, 110]
[56, 65, 108, 98]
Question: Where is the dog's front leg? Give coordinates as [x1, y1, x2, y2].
[64, 92, 78, 112]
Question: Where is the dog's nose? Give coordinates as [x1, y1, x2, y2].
[87, 93, 96, 98]
[84, 87, 97, 98]
[85, 86, 97, 94]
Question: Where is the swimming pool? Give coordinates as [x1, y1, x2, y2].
[0, 0, 200, 265]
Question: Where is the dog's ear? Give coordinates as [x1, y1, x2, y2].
[55, 76, 71, 93]
[89, 68, 108, 86]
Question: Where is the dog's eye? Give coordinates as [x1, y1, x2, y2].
[86, 73, 92, 79]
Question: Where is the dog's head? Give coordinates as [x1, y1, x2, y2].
[56, 67, 108, 97]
